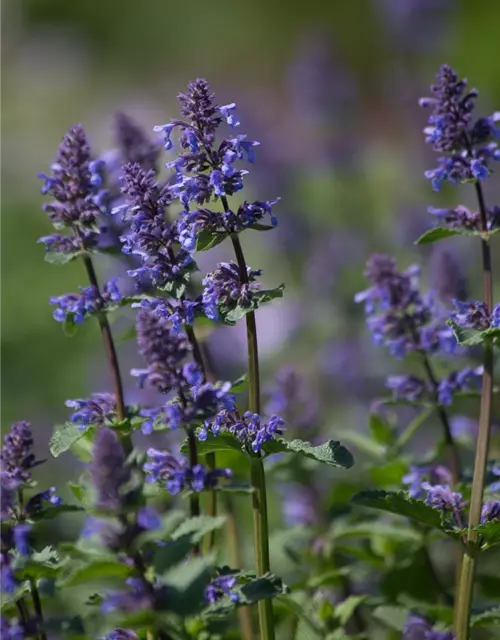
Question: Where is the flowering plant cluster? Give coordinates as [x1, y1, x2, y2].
[2, 65, 500, 640]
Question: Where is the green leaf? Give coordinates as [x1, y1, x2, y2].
[471, 606, 500, 627]
[339, 432, 386, 459]
[49, 422, 84, 458]
[161, 554, 215, 615]
[30, 504, 83, 520]
[59, 559, 135, 587]
[334, 595, 367, 626]
[369, 414, 394, 446]
[63, 315, 78, 337]
[240, 573, 289, 604]
[415, 227, 460, 245]
[369, 460, 408, 488]
[171, 515, 227, 544]
[352, 490, 456, 537]
[45, 250, 82, 265]
[477, 520, 500, 549]
[43, 616, 85, 636]
[276, 595, 324, 637]
[196, 229, 228, 251]
[230, 373, 248, 394]
[448, 319, 500, 347]
[330, 521, 421, 544]
[262, 437, 354, 469]
[17, 546, 67, 580]
[372, 605, 409, 631]
[181, 432, 245, 456]
[250, 223, 275, 231]
[221, 284, 285, 324]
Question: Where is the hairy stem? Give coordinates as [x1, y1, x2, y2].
[224, 206, 274, 638]
[225, 495, 255, 640]
[455, 181, 494, 640]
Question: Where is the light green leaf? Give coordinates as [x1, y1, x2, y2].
[372, 605, 409, 631]
[369, 414, 394, 446]
[334, 595, 367, 626]
[45, 250, 83, 265]
[415, 227, 460, 245]
[49, 422, 84, 458]
[471, 606, 500, 627]
[171, 515, 227, 544]
[196, 229, 228, 251]
[59, 559, 135, 587]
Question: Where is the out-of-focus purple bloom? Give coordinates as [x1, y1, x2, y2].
[356, 255, 453, 358]
[0, 473, 18, 520]
[429, 246, 468, 304]
[386, 375, 428, 403]
[38, 124, 106, 251]
[102, 577, 155, 614]
[50, 279, 122, 324]
[490, 463, 500, 493]
[1, 616, 26, 640]
[437, 367, 482, 406]
[200, 410, 285, 454]
[265, 365, 317, 431]
[403, 465, 453, 499]
[103, 630, 139, 640]
[65, 392, 117, 429]
[451, 300, 491, 330]
[0, 553, 17, 593]
[12, 524, 31, 557]
[144, 449, 231, 494]
[0, 422, 36, 484]
[136, 506, 161, 531]
[205, 574, 240, 604]
[420, 65, 500, 190]
[90, 428, 131, 511]
[403, 614, 454, 639]
[279, 483, 319, 526]
[450, 415, 477, 439]
[481, 501, 500, 524]
[115, 112, 160, 173]
[202, 262, 262, 321]
[422, 483, 462, 513]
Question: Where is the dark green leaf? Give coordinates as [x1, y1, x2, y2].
[196, 229, 228, 251]
[221, 284, 285, 324]
[161, 555, 215, 616]
[49, 422, 84, 458]
[415, 227, 460, 245]
[352, 490, 456, 537]
[369, 414, 394, 446]
[59, 559, 135, 587]
[43, 616, 85, 636]
[249, 223, 275, 231]
[477, 520, 500, 549]
[276, 596, 324, 636]
[262, 437, 354, 468]
[334, 595, 367, 626]
[30, 504, 83, 521]
[240, 573, 289, 604]
[45, 250, 82, 265]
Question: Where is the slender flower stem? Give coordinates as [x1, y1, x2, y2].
[224, 494, 255, 640]
[81, 254, 126, 424]
[455, 181, 494, 640]
[222, 199, 274, 639]
[185, 324, 217, 551]
[29, 578, 47, 640]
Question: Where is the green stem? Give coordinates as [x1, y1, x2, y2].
[29, 578, 47, 640]
[226, 220, 274, 639]
[224, 495, 255, 640]
[185, 324, 217, 551]
[455, 181, 494, 640]
[250, 456, 274, 640]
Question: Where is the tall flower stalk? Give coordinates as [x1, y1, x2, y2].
[154, 78, 281, 639]
[419, 64, 500, 638]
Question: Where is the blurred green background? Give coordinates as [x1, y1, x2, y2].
[2, 0, 500, 478]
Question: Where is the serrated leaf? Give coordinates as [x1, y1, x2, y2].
[372, 605, 409, 631]
[171, 515, 227, 543]
[59, 559, 135, 587]
[49, 422, 84, 458]
[17, 546, 67, 580]
[262, 437, 354, 469]
[181, 432, 245, 456]
[448, 319, 500, 347]
[240, 573, 289, 603]
[369, 414, 393, 446]
[45, 250, 83, 265]
[221, 284, 285, 324]
[196, 229, 228, 251]
[415, 227, 460, 245]
[352, 490, 456, 537]
[471, 606, 500, 627]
